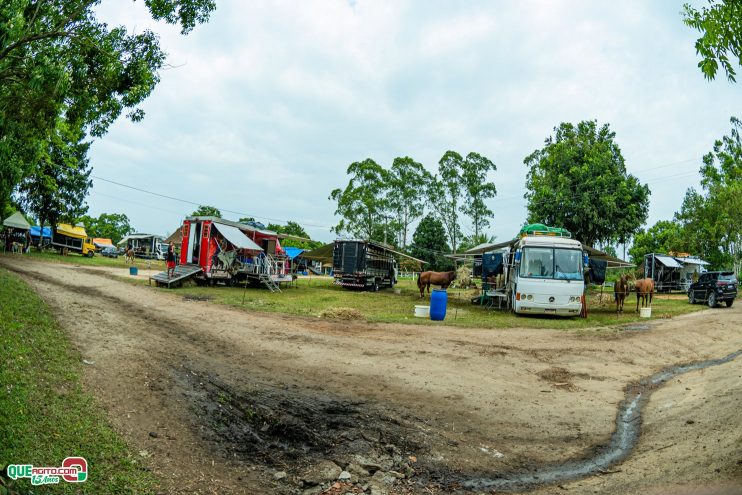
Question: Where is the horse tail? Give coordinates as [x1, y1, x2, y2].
[417, 272, 422, 289]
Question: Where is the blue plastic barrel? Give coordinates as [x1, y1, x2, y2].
[129, 266, 138, 276]
[430, 289, 448, 321]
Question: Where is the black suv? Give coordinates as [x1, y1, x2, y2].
[688, 271, 737, 307]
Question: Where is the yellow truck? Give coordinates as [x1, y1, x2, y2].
[51, 223, 97, 257]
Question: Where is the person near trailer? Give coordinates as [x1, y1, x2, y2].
[166, 241, 176, 279]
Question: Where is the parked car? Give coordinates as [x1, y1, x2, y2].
[688, 271, 737, 307]
[101, 246, 119, 258]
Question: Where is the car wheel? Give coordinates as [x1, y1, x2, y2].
[707, 292, 717, 308]
[688, 291, 696, 304]
[726, 299, 734, 308]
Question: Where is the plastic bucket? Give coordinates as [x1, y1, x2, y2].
[414, 305, 430, 318]
[639, 307, 651, 318]
[129, 266, 138, 276]
[430, 289, 448, 321]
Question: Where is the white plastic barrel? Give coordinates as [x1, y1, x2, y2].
[414, 305, 430, 318]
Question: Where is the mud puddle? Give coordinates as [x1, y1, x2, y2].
[462, 349, 742, 492]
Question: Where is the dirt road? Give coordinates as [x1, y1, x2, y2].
[3, 258, 740, 495]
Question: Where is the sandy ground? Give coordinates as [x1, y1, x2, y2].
[1, 257, 740, 495]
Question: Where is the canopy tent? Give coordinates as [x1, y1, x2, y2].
[284, 247, 305, 260]
[3, 212, 31, 230]
[30, 226, 52, 239]
[212, 222, 263, 251]
[56, 223, 87, 239]
[93, 238, 115, 249]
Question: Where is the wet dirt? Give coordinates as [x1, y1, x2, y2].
[2, 257, 741, 495]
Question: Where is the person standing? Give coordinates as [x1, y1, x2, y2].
[167, 242, 176, 278]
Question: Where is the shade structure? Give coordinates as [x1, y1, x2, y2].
[212, 222, 263, 251]
[3, 212, 30, 230]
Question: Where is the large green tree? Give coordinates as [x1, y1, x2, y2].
[460, 152, 497, 239]
[80, 212, 134, 244]
[329, 159, 393, 241]
[683, 0, 742, 82]
[524, 120, 650, 247]
[0, 0, 215, 213]
[628, 220, 687, 264]
[675, 116, 742, 271]
[266, 221, 322, 250]
[409, 214, 452, 272]
[427, 151, 464, 254]
[387, 157, 431, 250]
[15, 121, 91, 240]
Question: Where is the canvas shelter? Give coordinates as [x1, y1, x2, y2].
[93, 238, 115, 249]
[2, 212, 31, 252]
[3, 211, 31, 230]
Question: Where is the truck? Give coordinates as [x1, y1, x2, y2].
[119, 234, 167, 260]
[332, 240, 397, 291]
[51, 224, 97, 257]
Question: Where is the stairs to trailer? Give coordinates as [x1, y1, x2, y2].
[149, 264, 203, 288]
[259, 273, 282, 293]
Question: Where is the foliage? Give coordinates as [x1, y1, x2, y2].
[675, 116, 742, 271]
[79, 213, 134, 244]
[329, 159, 393, 241]
[191, 205, 222, 217]
[458, 233, 496, 254]
[683, 0, 742, 82]
[628, 220, 687, 264]
[427, 151, 465, 254]
[0, 0, 215, 214]
[524, 120, 650, 247]
[266, 221, 323, 250]
[408, 214, 452, 271]
[460, 152, 497, 239]
[386, 157, 432, 249]
[238, 216, 255, 223]
[15, 121, 91, 235]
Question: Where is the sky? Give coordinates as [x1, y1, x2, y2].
[88, 0, 741, 246]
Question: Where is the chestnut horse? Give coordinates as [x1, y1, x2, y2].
[417, 271, 456, 298]
[635, 277, 654, 312]
[614, 273, 629, 314]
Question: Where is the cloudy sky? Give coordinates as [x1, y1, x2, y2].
[89, 0, 740, 245]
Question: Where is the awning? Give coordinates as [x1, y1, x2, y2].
[3, 212, 31, 230]
[284, 247, 305, 260]
[212, 222, 263, 251]
[675, 257, 710, 266]
[93, 238, 115, 248]
[653, 255, 683, 268]
[30, 226, 52, 238]
[303, 243, 334, 264]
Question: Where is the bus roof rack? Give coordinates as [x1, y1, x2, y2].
[518, 223, 572, 238]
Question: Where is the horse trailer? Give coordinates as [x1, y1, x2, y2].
[332, 240, 398, 291]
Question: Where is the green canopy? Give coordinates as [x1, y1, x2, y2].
[3, 211, 31, 230]
[518, 223, 571, 238]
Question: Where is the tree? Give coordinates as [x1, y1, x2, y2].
[409, 215, 452, 272]
[460, 152, 497, 239]
[427, 151, 465, 254]
[15, 121, 92, 242]
[265, 221, 322, 250]
[628, 220, 686, 264]
[675, 116, 742, 272]
[329, 159, 392, 241]
[192, 205, 222, 217]
[80, 213, 134, 244]
[524, 120, 650, 247]
[386, 157, 432, 249]
[238, 217, 256, 224]
[683, 0, 742, 82]
[0, 0, 215, 213]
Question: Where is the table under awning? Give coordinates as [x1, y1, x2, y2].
[212, 222, 263, 251]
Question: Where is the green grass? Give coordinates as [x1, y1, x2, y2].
[19, 249, 166, 270]
[0, 268, 156, 495]
[169, 276, 707, 330]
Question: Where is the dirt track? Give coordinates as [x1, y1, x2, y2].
[2, 257, 741, 495]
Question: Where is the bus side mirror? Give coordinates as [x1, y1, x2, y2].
[514, 251, 521, 263]
[583, 254, 589, 266]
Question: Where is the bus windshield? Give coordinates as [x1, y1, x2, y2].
[520, 247, 583, 280]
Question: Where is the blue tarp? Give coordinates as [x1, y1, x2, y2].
[30, 226, 52, 239]
[284, 247, 305, 260]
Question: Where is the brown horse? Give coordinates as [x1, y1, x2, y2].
[635, 278, 654, 312]
[125, 248, 135, 264]
[417, 271, 456, 298]
[614, 273, 629, 314]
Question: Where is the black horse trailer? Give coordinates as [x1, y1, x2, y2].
[332, 240, 397, 291]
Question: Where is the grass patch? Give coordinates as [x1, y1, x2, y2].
[0, 268, 156, 494]
[169, 276, 707, 330]
[19, 250, 166, 271]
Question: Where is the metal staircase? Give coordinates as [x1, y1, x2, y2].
[259, 273, 281, 293]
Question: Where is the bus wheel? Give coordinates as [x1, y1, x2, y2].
[86, 251, 94, 258]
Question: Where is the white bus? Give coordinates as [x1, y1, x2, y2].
[508, 235, 585, 316]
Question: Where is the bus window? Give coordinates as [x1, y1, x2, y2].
[554, 249, 583, 280]
[520, 248, 554, 278]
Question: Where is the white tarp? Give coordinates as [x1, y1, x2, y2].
[3, 211, 31, 230]
[654, 255, 683, 268]
[212, 222, 263, 251]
